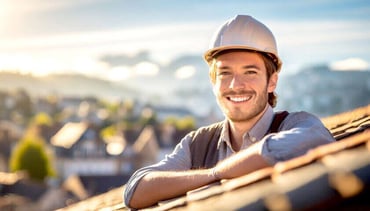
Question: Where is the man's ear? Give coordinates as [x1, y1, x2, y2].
[268, 72, 278, 93]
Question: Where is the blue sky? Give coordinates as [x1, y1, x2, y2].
[1, 0, 369, 78]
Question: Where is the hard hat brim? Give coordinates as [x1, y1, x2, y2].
[203, 45, 282, 72]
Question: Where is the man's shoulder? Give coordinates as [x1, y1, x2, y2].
[197, 121, 224, 132]
[285, 110, 320, 119]
[281, 110, 323, 126]
[188, 121, 224, 140]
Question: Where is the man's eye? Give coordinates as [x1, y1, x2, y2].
[245, 70, 257, 75]
[217, 71, 231, 76]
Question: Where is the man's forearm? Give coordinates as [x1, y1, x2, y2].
[128, 142, 270, 209]
[129, 169, 217, 209]
[214, 153, 271, 179]
[214, 141, 271, 179]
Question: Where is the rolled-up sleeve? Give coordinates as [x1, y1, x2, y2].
[124, 134, 193, 206]
[261, 111, 335, 164]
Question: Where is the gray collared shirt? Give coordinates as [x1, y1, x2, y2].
[124, 106, 335, 206]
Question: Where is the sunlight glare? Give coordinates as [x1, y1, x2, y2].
[71, 56, 109, 77]
[0, 54, 54, 76]
[106, 142, 125, 155]
[108, 66, 132, 81]
[0, 54, 65, 76]
[0, 3, 10, 29]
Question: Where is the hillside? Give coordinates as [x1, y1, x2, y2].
[0, 72, 138, 99]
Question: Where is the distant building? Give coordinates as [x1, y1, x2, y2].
[51, 122, 114, 178]
[132, 126, 160, 168]
[50, 122, 164, 179]
[51, 122, 104, 158]
[0, 120, 23, 171]
[277, 66, 370, 117]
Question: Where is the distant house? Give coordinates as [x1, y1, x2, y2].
[50, 122, 163, 179]
[132, 126, 160, 169]
[51, 122, 104, 158]
[34, 97, 60, 116]
[57, 97, 105, 126]
[51, 122, 113, 178]
[0, 120, 23, 171]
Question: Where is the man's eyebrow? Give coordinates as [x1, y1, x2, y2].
[215, 63, 231, 69]
[216, 64, 261, 70]
[242, 64, 260, 69]
[217, 66, 230, 70]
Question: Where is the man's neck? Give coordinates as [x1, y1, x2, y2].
[228, 104, 269, 151]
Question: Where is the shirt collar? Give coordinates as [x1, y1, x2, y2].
[249, 105, 274, 141]
[218, 105, 274, 149]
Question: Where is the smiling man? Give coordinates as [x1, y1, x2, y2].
[211, 50, 278, 151]
[123, 15, 335, 209]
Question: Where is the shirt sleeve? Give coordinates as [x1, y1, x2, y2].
[123, 134, 193, 206]
[260, 111, 335, 164]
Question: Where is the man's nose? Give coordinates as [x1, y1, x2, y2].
[229, 75, 245, 90]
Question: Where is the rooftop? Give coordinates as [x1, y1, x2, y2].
[58, 104, 370, 211]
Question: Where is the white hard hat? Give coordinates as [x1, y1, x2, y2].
[204, 15, 282, 72]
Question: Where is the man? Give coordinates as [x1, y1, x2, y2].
[124, 15, 335, 209]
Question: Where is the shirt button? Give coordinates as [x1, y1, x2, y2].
[251, 137, 257, 142]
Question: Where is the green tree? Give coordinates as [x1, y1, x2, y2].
[100, 124, 119, 139]
[9, 136, 55, 182]
[164, 116, 196, 130]
[31, 112, 53, 126]
[175, 116, 196, 130]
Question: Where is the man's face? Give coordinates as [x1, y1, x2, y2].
[213, 51, 277, 123]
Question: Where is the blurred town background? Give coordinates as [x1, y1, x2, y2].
[1, 0, 370, 210]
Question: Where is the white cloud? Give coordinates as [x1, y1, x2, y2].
[175, 65, 196, 79]
[0, 22, 216, 76]
[134, 61, 159, 76]
[330, 58, 369, 71]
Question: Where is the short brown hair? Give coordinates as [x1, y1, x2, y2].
[208, 50, 278, 107]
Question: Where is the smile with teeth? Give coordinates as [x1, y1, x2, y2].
[228, 96, 252, 102]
